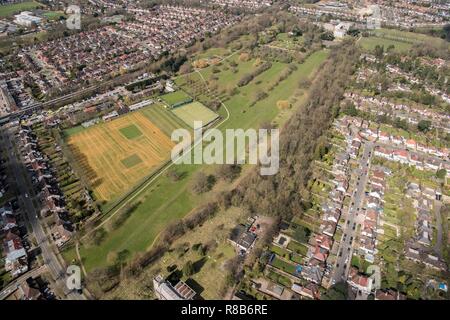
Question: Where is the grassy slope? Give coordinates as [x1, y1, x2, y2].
[0, 1, 41, 17]
[76, 50, 329, 272]
[358, 28, 450, 53]
[358, 37, 413, 52]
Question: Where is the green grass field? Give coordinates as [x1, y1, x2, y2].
[358, 28, 449, 53]
[161, 90, 192, 107]
[41, 10, 65, 20]
[140, 103, 191, 136]
[72, 49, 329, 272]
[0, 1, 42, 17]
[119, 124, 142, 139]
[121, 154, 143, 168]
[171, 101, 219, 128]
[358, 37, 413, 52]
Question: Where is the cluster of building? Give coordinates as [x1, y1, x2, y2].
[301, 124, 363, 294]
[344, 92, 450, 134]
[0, 73, 40, 117]
[17, 125, 74, 247]
[404, 183, 447, 271]
[289, 0, 449, 29]
[337, 113, 449, 173]
[1, 129, 28, 279]
[356, 167, 390, 265]
[228, 216, 264, 255]
[206, 0, 273, 11]
[383, 64, 450, 105]
[13, 11, 42, 27]
[25, 5, 238, 91]
[373, 144, 448, 172]
[1, 201, 28, 277]
[0, 19, 18, 36]
[0, 141, 8, 198]
[375, 0, 450, 28]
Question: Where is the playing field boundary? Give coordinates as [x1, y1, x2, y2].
[87, 114, 222, 224]
[79, 68, 229, 242]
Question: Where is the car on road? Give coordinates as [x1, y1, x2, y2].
[352, 223, 356, 230]
[24, 193, 28, 198]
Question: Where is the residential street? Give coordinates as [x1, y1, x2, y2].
[1, 125, 84, 300]
[0, 266, 47, 300]
[331, 138, 374, 286]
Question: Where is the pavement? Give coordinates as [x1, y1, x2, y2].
[1, 125, 85, 300]
[331, 134, 374, 286]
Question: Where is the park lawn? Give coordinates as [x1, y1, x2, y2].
[195, 47, 231, 60]
[0, 1, 42, 17]
[119, 124, 143, 139]
[252, 61, 287, 87]
[196, 56, 258, 89]
[161, 90, 192, 107]
[64, 125, 86, 137]
[42, 10, 66, 20]
[373, 28, 449, 47]
[76, 49, 329, 272]
[171, 101, 219, 128]
[358, 37, 413, 52]
[78, 162, 201, 271]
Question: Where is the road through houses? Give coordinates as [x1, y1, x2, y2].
[1, 126, 84, 300]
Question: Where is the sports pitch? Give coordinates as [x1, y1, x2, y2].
[66, 110, 175, 202]
[171, 101, 219, 128]
[0, 1, 41, 17]
[161, 90, 193, 108]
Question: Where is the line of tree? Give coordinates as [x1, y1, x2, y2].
[229, 41, 361, 221]
[237, 61, 272, 87]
